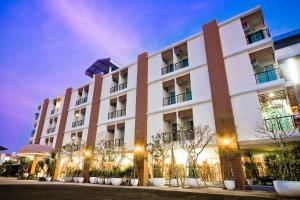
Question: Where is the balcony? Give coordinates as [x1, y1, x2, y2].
[163, 96, 176, 106]
[246, 28, 270, 45]
[161, 64, 174, 75]
[75, 96, 88, 106]
[107, 109, 126, 119]
[174, 59, 189, 70]
[264, 114, 300, 131]
[110, 82, 128, 93]
[254, 68, 280, 84]
[177, 91, 192, 103]
[104, 140, 114, 148]
[47, 127, 56, 134]
[162, 131, 178, 143]
[50, 108, 58, 115]
[161, 59, 189, 76]
[115, 138, 124, 147]
[72, 119, 84, 128]
[35, 113, 39, 120]
[31, 130, 35, 137]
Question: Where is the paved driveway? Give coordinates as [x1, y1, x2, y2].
[0, 177, 293, 200]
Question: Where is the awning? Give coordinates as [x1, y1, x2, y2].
[19, 144, 54, 156]
[0, 146, 8, 151]
[85, 58, 120, 78]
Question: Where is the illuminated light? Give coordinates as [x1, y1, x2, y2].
[223, 139, 231, 145]
[84, 150, 92, 158]
[269, 93, 275, 98]
[134, 146, 143, 153]
[174, 150, 188, 165]
[287, 58, 299, 84]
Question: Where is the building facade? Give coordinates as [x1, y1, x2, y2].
[28, 6, 300, 188]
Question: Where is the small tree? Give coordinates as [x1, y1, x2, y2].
[177, 124, 214, 187]
[243, 150, 259, 183]
[147, 133, 170, 178]
[256, 101, 298, 181]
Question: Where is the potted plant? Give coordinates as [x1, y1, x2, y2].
[97, 170, 104, 184]
[111, 166, 123, 186]
[89, 168, 98, 184]
[243, 150, 259, 185]
[64, 167, 74, 182]
[19, 157, 32, 180]
[123, 166, 138, 186]
[256, 106, 300, 197]
[147, 133, 170, 187]
[44, 153, 57, 182]
[104, 169, 112, 184]
[74, 169, 84, 183]
[169, 165, 180, 187]
[177, 124, 214, 188]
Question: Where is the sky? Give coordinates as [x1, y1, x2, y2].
[0, 0, 300, 153]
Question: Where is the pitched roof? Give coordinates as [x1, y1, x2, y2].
[19, 144, 54, 155]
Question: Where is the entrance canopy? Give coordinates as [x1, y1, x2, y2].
[19, 144, 54, 156]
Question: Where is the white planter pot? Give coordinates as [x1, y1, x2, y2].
[274, 180, 300, 197]
[187, 178, 204, 188]
[46, 177, 52, 182]
[152, 178, 165, 187]
[104, 178, 111, 185]
[224, 180, 236, 190]
[111, 178, 122, 186]
[170, 179, 180, 187]
[23, 173, 29, 178]
[130, 179, 139, 186]
[64, 177, 73, 182]
[78, 177, 84, 183]
[73, 177, 79, 182]
[97, 177, 104, 184]
[89, 177, 97, 184]
[246, 179, 253, 185]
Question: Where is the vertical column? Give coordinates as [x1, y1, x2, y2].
[54, 88, 72, 152]
[82, 73, 103, 181]
[203, 20, 245, 189]
[34, 98, 49, 144]
[53, 88, 72, 179]
[134, 52, 149, 186]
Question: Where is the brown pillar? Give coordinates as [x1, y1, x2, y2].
[134, 52, 149, 186]
[203, 20, 245, 190]
[82, 73, 103, 182]
[53, 88, 72, 179]
[34, 98, 49, 144]
[54, 88, 72, 152]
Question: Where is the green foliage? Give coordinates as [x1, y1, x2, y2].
[89, 168, 99, 177]
[153, 164, 163, 178]
[243, 150, 259, 180]
[19, 157, 32, 175]
[188, 162, 201, 178]
[73, 169, 82, 177]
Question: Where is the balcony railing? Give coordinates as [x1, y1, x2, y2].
[264, 114, 300, 131]
[161, 59, 189, 75]
[115, 138, 124, 147]
[163, 96, 176, 106]
[162, 131, 178, 143]
[71, 144, 82, 151]
[254, 68, 280, 84]
[110, 82, 128, 93]
[246, 28, 270, 44]
[75, 96, 88, 106]
[47, 127, 56, 134]
[161, 64, 174, 75]
[72, 119, 84, 128]
[35, 113, 39, 120]
[104, 140, 114, 148]
[177, 91, 192, 103]
[108, 109, 126, 119]
[175, 58, 189, 70]
[47, 127, 55, 133]
[31, 130, 35, 137]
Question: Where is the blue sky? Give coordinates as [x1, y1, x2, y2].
[0, 0, 299, 153]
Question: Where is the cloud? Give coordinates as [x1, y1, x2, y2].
[46, 0, 142, 65]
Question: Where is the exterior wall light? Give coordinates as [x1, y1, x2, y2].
[223, 139, 231, 146]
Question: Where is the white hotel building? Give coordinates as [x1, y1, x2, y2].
[27, 6, 300, 188]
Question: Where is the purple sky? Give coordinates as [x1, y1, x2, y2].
[1, 0, 300, 153]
